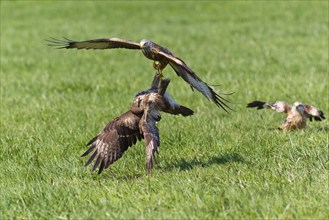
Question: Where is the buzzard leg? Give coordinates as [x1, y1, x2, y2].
[156, 70, 164, 80]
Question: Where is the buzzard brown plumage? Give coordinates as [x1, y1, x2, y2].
[82, 76, 194, 174]
[247, 100, 325, 131]
[46, 37, 232, 112]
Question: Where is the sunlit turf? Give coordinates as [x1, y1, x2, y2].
[1, 1, 328, 219]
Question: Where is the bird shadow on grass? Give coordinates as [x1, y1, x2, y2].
[93, 168, 145, 181]
[163, 152, 245, 172]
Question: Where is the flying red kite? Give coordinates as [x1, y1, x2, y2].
[47, 37, 232, 112]
[247, 100, 325, 131]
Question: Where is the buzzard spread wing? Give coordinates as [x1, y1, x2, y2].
[82, 76, 194, 174]
[82, 111, 143, 174]
[139, 104, 161, 173]
[46, 37, 141, 50]
[303, 104, 326, 122]
[156, 51, 232, 112]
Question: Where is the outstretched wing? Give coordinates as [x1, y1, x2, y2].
[139, 104, 161, 174]
[156, 51, 232, 112]
[247, 100, 291, 114]
[303, 104, 326, 121]
[81, 111, 143, 174]
[46, 37, 141, 50]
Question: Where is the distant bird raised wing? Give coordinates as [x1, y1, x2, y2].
[47, 37, 232, 112]
[303, 104, 326, 121]
[247, 100, 291, 113]
[247, 100, 326, 131]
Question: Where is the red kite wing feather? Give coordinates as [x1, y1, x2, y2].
[156, 51, 232, 112]
[47, 37, 141, 50]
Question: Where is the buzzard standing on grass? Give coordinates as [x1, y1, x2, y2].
[47, 37, 232, 112]
[82, 76, 194, 174]
[247, 100, 325, 131]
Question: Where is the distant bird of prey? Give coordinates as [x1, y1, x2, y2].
[82, 76, 194, 174]
[46, 37, 232, 112]
[247, 100, 325, 131]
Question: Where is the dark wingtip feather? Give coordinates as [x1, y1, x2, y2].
[81, 144, 96, 157]
[213, 92, 235, 113]
[92, 155, 102, 171]
[310, 110, 326, 122]
[247, 101, 266, 109]
[98, 160, 105, 174]
[84, 150, 98, 167]
[86, 135, 98, 146]
[319, 110, 325, 120]
[45, 37, 71, 49]
[314, 117, 321, 121]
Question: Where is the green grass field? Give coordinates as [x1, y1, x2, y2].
[1, 1, 328, 219]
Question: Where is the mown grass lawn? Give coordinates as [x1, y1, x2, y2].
[1, 1, 328, 219]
